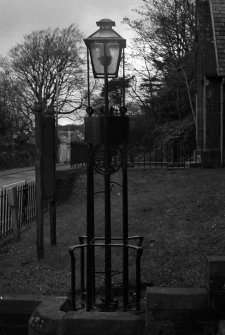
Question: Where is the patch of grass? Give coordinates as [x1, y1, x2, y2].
[1, 168, 225, 296]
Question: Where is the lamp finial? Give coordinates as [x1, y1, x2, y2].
[96, 19, 115, 29]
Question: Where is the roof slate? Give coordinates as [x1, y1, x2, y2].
[210, 0, 225, 75]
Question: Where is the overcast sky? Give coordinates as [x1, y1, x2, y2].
[0, 0, 143, 56]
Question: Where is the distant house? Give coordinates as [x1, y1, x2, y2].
[58, 132, 71, 164]
[195, 0, 225, 167]
[58, 129, 85, 164]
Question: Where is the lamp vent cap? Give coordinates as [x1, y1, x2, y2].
[96, 19, 116, 29]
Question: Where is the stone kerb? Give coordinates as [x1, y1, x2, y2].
[219, 321, 225, 335]
[28, 296, 145, 335]
[28, 297, 67, 335]
[207, 256, 225, 335]
[206, 256, 225, 290]
[0, 294, 42, 315]
[62, 310, 145, 335]
[4, 256, 225, 334]
[27, 290, 213, 335]
[145, 287, 215, 335]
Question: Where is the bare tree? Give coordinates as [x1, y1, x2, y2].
[8, 25, 86, 119]
[123, 0, 195, 122]
[0, 57, 33, 135]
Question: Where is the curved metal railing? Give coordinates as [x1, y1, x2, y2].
[69, 236, 143, 312]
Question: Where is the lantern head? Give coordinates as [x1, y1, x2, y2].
[84, 19, 126, 78]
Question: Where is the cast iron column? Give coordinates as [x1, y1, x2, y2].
[104, 45, 112, 308]
[86, 143, 95, 310]
[86, 49, 95, 310]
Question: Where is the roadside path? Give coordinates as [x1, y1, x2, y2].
[0, 164, 72, 188]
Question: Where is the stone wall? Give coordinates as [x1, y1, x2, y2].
[195, 0, 225, 167]
[202, 77, 222, 167]
[145, 256, 225, 335]
[196, 0, 217, 157]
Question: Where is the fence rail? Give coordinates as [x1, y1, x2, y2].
[129, 143, 199, 169]
[70, 142, 198, 169]
[0, 181, 36, 240]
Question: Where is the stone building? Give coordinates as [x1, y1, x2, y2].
[58, 131, 72, 164]
[196, 0, 225, 167]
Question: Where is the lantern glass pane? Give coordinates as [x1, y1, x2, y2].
[90, 42, 104, 75]
[106, 42, 120, 75]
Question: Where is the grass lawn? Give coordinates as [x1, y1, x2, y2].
[1, 168, 225, 296]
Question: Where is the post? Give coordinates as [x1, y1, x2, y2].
[79, 236, 85, 298]
[12, 136, 15, 166]
[8, 187, 20, 242]
[56, 73, 59, 164]
[83, 19, 130, 311]
[122, 49, 125, 107]
[104, 162, 112, 307]
[49, 198, 56, 245]
[48, 106, 57, 246]
[69, 250, 76, 310]
[136, 249, 143, 311]
[34, 102, 44, 259]
[86, 143, 95, 311]
[123, 145, 129, 310]
[104, 45, 112, 307]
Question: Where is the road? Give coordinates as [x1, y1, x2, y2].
[0, 167, 35, 188]
[0, 164, 73, 188]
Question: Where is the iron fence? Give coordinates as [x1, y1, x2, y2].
[0, 181, 36, 240]
[70, 142, 198, 169]
[128, 143, 198, 168]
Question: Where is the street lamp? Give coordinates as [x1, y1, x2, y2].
[84, 19, 129, 312]
[68, 18, 143, 314]
[69, 19, 143, 313]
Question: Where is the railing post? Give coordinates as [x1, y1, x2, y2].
[136, 248, 143, 311]
[22, 183, 28, 224]
[70, 250, 76, 311]
[79, 237, 85, 298]
[8, 187, 20, 242]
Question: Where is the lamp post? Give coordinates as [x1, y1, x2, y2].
[68, 20, 143, 311]
[84, 19, 128, 311]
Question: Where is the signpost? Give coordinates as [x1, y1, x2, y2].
[42, 108, 56, 245]
[34, 103, 56, 260]
[34, 102, 44, 259]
